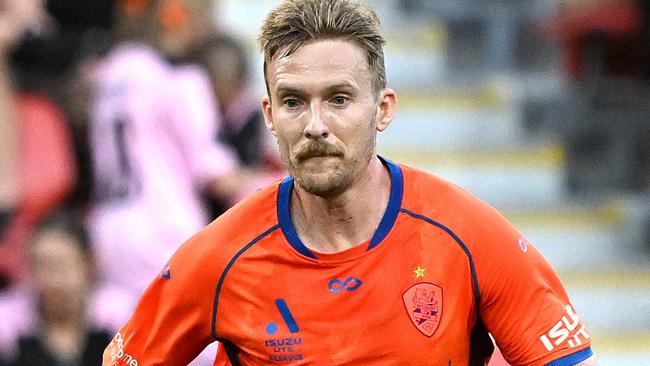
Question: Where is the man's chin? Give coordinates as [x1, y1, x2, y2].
[295, 173, 348, 198]
[294, 157, 340, 177]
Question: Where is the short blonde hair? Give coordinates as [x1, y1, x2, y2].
[258, 0, 386, 96]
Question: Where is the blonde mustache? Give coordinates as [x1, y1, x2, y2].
[295, 141, 344, 162]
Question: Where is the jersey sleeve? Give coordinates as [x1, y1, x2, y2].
[471, 207, 593, 366]
[103, 231, 219, 365]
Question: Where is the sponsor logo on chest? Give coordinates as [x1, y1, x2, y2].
[263, 298, 304, 362]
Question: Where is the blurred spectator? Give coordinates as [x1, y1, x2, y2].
[85, 2, 265, 363]
[0, 10, 20, 275]
[0, 0, 115, 228]
[192, 34, 284, 216]
[642, 0, 650, 80]
[86, 0, 261, 332]
[155, 0, 216, 63]
[543, 0, 645, 81]
[541, 0, 650, 197]
[0, 211, 111, 366]
[0, 0, 78, 291]
[9, 0, 114, 98]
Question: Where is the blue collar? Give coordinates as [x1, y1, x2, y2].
[277, 156, 404, 259]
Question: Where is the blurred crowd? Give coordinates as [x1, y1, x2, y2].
[542, 0, 650, 253]
[543, 0, 650, 195]
[0, 0, 282, 364]
[0, 0, 649, 365]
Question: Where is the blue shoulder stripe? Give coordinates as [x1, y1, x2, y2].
[399, 208, 481, 308]
[211, 224, 280, 339]
[398, 208, 493, 366]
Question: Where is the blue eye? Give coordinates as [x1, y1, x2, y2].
[332, 96, 348, 105]
[284, 99, 299, 108]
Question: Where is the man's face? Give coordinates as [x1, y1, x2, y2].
[29, 228, 90, 322]
[263, 39, 392, 197]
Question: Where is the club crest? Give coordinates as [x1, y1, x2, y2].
[402, 282, 443, 337]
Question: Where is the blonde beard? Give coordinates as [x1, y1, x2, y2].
[283, 130, 376, 198]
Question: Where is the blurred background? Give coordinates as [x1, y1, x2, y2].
[0, 0, 649, 365]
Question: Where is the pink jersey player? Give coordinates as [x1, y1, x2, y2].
[87, 42, 236, 329]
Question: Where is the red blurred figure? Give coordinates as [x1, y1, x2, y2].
[542, 0, 645, 80]
[0, 0, 77, 290]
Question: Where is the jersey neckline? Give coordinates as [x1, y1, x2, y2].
[276, 156, 404, 259]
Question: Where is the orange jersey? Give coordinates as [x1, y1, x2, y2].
[104, 158, 592, 366]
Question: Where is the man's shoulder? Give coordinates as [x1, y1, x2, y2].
[168, 181, 283, 275]
[98, 43, 171, 90]
[397, 163, 512, 237]
[399, 163, 487, 211]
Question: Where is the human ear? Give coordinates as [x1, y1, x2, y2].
[376, 88, 397, 132]
[262, 96, 276, 136]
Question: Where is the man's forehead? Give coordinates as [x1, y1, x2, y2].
[266, 39, 372, 91]
[273, 38, 367, 63]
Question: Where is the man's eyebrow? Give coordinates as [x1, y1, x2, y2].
[322, 82, 358, 95]
[275, 86, 306, 97]
[274, 81, 359, 99]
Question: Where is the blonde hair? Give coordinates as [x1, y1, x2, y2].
[258, 0, 386, 96]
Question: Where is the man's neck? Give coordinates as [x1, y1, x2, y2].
[290, 157, 391, 254]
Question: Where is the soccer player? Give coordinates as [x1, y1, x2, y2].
[103, 1, 598, 365]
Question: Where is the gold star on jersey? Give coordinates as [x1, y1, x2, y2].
[413, 266, 426, 278]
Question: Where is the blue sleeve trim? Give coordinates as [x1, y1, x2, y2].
[545, 347, 594, 366]
[399, 208, 481, 309]
[399, 208, 490, 365]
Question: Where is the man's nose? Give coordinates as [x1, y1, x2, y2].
[304, 101, 329, 139]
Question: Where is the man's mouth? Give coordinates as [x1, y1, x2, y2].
[296, 143, 343, 162]
[299, 152, 340, 161]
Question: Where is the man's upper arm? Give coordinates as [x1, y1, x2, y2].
[469, 204, 594, 366]
[102, 233, 220, 365]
